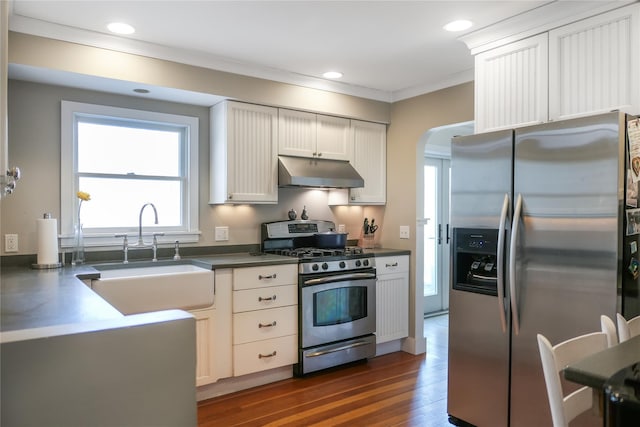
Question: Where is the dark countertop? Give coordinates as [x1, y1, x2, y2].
[0, 249, 407, 334]
[1, 253, 297, 333]
[363, 248, 411, 257]
[564, 335, 640, 389]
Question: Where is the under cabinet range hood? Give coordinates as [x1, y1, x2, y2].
[278, 156, 364, 189]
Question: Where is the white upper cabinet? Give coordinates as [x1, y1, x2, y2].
[210, 101, 278, 204]
[473, 3, 639, 133]
[548, 4, 640, 121]
[348, 120, 386, 205]
[316, 114, 352, 160]
[278, 109, 351, 160]
[475, 34, 548, 133]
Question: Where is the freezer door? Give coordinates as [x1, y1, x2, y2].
[450, 129, 514, 229]
[448, 130, 513, 427]
[510, 112, 624, 427]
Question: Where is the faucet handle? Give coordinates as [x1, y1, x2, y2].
[115, 234, 129, 264]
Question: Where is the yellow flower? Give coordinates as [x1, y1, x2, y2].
[77, 191, 91, 201]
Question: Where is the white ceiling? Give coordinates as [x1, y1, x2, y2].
[6, 1, 619, 103]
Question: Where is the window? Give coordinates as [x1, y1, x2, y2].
[61, 101, 199, 248]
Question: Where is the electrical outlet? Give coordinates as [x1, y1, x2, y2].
[399, 226, 410, 239]
[5, 234, 18, 252]
[338, 224, 346, 233]
[215, 226, 229, 241]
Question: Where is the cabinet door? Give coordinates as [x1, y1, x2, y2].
[316, 115, 351, 160]
[376, 271, 409, 344]
[349, 120, 386, 205]
[278, 109, 317, 158]
[549, 4, 640, 120]
[210, 101, 278, 204]
[475, 33, 548, 133]
[190, 308, 217, 386]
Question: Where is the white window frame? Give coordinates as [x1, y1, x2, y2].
[60, 100, 200, 248]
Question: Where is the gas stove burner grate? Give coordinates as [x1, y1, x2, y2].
[266, 246, 364, 259]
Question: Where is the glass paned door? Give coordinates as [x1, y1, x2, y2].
[424, 157, 450, 315]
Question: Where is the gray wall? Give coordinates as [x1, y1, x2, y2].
[2, 79, 378, 256]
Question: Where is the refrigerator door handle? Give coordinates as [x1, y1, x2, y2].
[496, 193, 509, 333]
[509, 193, 523, 335]
[438, 224, 442, 244]
[446, 224, 450, 244]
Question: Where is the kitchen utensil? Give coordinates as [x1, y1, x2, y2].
[363, 218, 369, 234]
[314, 231, 348, 248]
[369, 219, 379, 234]
[288, 209, 297, 220]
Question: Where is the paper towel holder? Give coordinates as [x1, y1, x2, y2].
[32, 212, 63, 270]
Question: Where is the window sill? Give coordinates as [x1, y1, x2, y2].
[60, 231, 202, 249]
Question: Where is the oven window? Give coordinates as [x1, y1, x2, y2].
[313, 286, 367, 326]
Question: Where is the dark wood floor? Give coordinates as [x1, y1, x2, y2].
[197, 315, 450, 427]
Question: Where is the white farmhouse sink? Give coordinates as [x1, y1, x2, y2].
[91, 263, 215, 315]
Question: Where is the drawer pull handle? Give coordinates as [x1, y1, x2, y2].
[258, 295, 277, 302]
[386, 262, 399, 267]
[259, 274, 277, 280]
[258, 351, 277, 359]
[258, 321, 277, 328]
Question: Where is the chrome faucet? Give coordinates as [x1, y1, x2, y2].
[137, 203, 159, 246]
[115, 203, 164, 263]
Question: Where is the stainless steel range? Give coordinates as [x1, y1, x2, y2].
[262, 219, 377, 375]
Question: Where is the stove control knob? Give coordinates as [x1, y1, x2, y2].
[339, 261, 346, 269]
[363, 259, 369, 267]
[312, 264, 319, 271]
[355, 260, 362, 267]
[322, 262, 329, 270]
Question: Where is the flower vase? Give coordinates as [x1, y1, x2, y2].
[71, 223, 85, 265]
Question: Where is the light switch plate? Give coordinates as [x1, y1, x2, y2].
[338, 224, 346, 233]
[215, 226, 229, 241]
[399, 226, 410, 239]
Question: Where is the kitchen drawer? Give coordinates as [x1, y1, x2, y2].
[233, 284, 297, 313]
[233, 264, 297, 290]
[376, 255, 409, 275]
[233, 334, 297, 377]
[233, 305, 298, 345]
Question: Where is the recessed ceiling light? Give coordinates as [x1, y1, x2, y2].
[323, 71, 343, 79]
[107, 22, 135, 35]
[443, 19, 473, 32]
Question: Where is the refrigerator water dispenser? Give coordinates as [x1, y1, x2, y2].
[452, 228, 500, 296]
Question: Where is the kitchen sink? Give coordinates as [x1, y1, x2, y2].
[90, 263, 215, 315]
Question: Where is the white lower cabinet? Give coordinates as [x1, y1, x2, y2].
[190, 307, 217, 386]
[231, 264, 298, 377]
[375, 255, 409, 344]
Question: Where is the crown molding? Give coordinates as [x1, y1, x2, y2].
[459, 0, 637, 55]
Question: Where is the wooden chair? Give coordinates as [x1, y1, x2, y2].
[537, 330, 610, 427]
[600, 315, 618, 347]
[616, 313, 640, 342]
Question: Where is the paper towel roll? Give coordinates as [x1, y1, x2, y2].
[36, 216, 59, 265]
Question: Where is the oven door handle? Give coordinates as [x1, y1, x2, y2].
[305, 340, 372, 358]
[303, 272, 376, 286]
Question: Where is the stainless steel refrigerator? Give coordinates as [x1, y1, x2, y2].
[447, 111, 640, 427]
